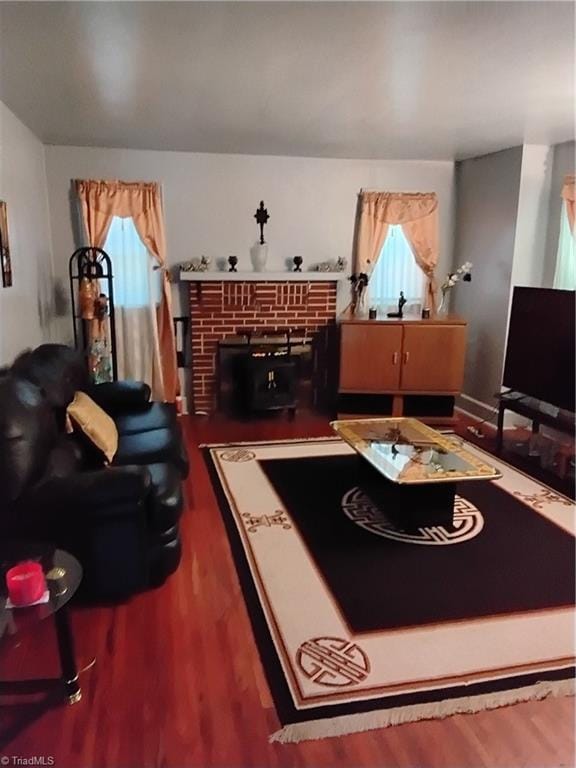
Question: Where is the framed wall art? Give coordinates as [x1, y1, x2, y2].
[0, 201, 12, 287]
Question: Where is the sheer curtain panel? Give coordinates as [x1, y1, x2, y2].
[369, 226, 426, 313]
[553, 203, 576, 290]
[104, 216, 164, 391]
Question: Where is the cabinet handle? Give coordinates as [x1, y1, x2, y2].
[392, 352, 399, 365]
[403, 351, 410, 364]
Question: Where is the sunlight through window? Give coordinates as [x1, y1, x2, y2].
[369, 225, 425, 313]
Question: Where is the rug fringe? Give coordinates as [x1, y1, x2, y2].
[269, 678, 575, 744]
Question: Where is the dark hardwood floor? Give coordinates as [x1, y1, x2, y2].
[1, 412, 574, 767]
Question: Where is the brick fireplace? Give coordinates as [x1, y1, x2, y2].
[183, 274, 342, 413]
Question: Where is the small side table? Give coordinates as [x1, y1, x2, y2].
[0, 544, 84, 705]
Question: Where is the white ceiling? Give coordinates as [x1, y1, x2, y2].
[0, 1, 574, 160]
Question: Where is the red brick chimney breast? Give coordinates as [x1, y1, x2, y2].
[189, 280, 338, 412]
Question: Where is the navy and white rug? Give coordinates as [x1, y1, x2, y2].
[204, 437, 575, 742]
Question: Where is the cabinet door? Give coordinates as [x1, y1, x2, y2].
[339, 324, 402, 392]
[400, 325, 466, 392]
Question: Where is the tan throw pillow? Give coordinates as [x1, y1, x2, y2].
[66, 391, 118, 463]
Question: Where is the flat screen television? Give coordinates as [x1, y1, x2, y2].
[503, 287, 575, 412]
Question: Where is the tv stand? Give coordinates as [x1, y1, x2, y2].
[496, 391, 575, 455]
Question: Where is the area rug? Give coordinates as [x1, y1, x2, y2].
[203, 436, 575, 743]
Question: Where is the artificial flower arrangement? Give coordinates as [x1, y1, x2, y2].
[438, 262, 472, 311]
[349, 272, 369, 313]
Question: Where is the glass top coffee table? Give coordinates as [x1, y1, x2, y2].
[331, 418, 501, 530]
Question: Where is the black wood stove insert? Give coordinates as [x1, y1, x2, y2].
[218, 328, 311, 417]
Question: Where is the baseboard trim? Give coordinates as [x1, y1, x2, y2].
[459, 393, 498, 415]
[456, 395, 518, 430]
[455, 404, 491, 422]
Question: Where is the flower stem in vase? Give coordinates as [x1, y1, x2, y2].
[437, 289, 449, 315]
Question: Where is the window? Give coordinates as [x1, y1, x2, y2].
[103, 216, 162, 308]
[553, 203, 576, 290]
[369, 225, 425, 312]
[102, 215, 163, 387]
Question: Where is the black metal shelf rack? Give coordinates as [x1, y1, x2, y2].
[68, 246, 118, 381]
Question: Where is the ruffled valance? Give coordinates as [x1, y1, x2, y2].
[561, 175, 575, 201]
[561, 175, 575, 233]
[360, 191, 438, 225]
[75, 180, 160, 218]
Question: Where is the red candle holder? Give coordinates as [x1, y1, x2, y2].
[6, 561, 46, 607]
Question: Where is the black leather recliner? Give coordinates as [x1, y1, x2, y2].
[0, 345, 189, 599]
[11, 344, 189, 475]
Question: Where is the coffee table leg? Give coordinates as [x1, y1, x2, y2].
[54, 605, 81, 704]
[358, 457, 457, 531]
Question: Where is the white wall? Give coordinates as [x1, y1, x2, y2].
[0, 102, 54, 365]
[44, 145, 455, 341]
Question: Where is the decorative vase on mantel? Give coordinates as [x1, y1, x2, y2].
[250, 242, 269, 272]
[252, 201, 271, 272]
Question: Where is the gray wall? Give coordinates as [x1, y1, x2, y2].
[542, 141, 575, 287]
[452, 147, 523, 414]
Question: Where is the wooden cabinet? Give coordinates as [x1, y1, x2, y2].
[400, 324, 467, 392]
[338, 315, 467, 423]
[339, 324, 402, 392]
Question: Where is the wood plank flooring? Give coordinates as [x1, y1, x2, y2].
[1, 413, 574, 767]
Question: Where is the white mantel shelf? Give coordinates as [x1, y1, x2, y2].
[179, 270, 346, 282]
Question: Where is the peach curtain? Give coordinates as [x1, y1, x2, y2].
[75, 179, 179, 402]
[355, 191, 439, 309]
[561, 175, 575, 233]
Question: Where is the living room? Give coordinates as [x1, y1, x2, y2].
[0, 2, 574, 766]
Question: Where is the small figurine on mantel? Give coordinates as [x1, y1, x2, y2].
[181, 255, 211, 272]
[335, 257, 347, 272]
[313, 257, 348, 272]
[387, 291, 407, 319]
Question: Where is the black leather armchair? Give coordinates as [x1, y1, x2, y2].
[0, 345, 189, 598]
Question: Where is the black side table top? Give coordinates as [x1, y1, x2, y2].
[0, 542, 82, 641]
